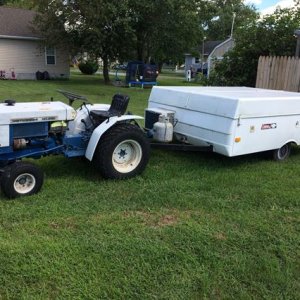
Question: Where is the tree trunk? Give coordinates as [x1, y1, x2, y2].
[137, 46, 144, 62]
[136, 36, 145, 62]
[102, 56, 110, 84]
[158, 61, 163, 73]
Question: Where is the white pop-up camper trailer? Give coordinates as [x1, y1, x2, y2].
[145, 86, 300, 160]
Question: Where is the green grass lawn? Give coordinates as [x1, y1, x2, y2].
[0, 72, 299, 299]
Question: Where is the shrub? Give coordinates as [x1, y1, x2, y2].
[78, 60, 99, 75]
[194, 72, 210, 86]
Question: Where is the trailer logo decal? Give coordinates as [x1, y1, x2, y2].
[261, 123, 277, 130]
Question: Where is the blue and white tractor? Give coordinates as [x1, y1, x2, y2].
[0, 91, 150, 198]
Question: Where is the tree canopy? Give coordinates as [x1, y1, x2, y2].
[200, 0, 258, 40]
[127, 0, 202, 65]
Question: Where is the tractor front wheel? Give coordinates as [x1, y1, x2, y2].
[94, 123, 150, 179]
[1, 162, 44, 199]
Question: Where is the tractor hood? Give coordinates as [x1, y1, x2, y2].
[0, 101, 76, 125]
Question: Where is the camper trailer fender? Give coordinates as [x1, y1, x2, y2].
[279, 139, 297, 147]
[85, 115, 143, 161]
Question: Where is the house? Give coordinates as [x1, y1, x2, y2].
[184, 37, 234, 77]
[0, 7, 69, 80]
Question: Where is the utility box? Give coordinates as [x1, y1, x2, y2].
[186, 70, 192, 82]
[147, 86, 300, 157]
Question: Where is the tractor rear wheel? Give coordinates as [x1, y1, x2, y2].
[94, 123, 150, 179]
[1, 162, 44, 199]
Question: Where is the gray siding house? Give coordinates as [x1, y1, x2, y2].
[0, 7, 69, 80]
[207, 38, 234, 77]
[184, 38, 234, 77]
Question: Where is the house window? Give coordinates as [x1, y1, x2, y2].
[45, 47, 56, 65]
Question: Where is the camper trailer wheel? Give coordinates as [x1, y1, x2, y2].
[273, 143, 291, 161]
[0, 162, 44, 199]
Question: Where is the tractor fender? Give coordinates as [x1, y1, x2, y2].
[85, 115, 143, 161]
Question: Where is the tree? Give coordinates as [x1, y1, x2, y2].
[209, 4, 300, 87]
[203, 0, 258, 40]
[128, 0, 203, 68]
[34, 0, 133, 83]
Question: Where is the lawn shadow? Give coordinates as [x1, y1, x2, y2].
[152, 146, 296, 172]
[36, 156, 104, 182]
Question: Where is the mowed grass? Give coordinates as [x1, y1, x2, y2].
[0, 72, 299, 299]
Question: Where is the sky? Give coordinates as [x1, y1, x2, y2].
[245, 0, 295, 15]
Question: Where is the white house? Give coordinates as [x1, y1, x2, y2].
[0, 7, 69, 80]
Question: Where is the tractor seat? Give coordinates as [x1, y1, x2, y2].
[90, 94, 130, 124]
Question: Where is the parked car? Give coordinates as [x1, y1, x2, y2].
[112, 64, 127, 70]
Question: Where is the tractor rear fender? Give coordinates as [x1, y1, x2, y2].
[85, 115, 143, 161]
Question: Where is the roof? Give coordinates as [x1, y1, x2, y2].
[202, 40, 224, 55]
[0, 6, 42, 39]
[185, 39, 233, 57]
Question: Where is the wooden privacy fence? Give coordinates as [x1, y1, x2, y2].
[256, 56, 300, 92]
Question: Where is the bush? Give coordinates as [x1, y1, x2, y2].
[78, 60, 99, 75]
[194, 72, 210, 86]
